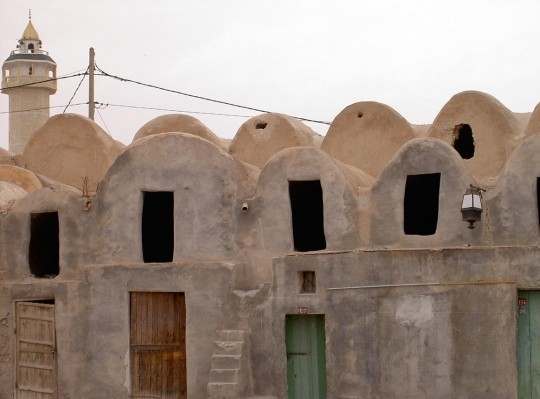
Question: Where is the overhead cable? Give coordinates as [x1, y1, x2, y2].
[95, 102, 253, 118]
[0, 102, 88, 115]
[63, 67, 89, 113]
[94, 65, 331, 125]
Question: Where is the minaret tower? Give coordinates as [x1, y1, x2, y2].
[1, 11, 57, 154]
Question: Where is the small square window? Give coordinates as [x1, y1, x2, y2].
[299, 271, 316, 293]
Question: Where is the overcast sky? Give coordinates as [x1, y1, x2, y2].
[1, 0, 539, 148]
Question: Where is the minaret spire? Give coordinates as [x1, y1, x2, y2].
[29, 9, 31, 21]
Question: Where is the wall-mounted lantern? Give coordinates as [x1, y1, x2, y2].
[461, 185, 484, 229]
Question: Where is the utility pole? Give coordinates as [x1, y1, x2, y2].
[88, 47, 95, 120]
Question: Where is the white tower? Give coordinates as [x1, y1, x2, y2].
[1, 13, 57, 154]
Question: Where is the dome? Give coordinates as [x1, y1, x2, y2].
[21, 20, 39, 41]
[321, 101, 416, 177]
[132, 114, 224, 148]
[0, 165, 42, 192]
[0, 181, 27, 209]
[22, 113, 124, 192]
[229, 113, 315, 168]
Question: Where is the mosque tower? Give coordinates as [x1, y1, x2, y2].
[1, 12, 57, 154]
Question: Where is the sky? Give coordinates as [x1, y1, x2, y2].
[0, 0, 539, 148]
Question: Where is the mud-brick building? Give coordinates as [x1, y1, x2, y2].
[3, 18, 540, 399]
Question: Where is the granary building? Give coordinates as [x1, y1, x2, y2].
[1, 17, 540, 399]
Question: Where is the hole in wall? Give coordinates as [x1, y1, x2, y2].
[452, 124, 475, 159]
[289, 180, 326, 252]
[299, 271, 316, 293]
[403, 173, 440, 236]
[29, 212, 59, 278]
[357, 112, 363, 118]
[255, 122, 267, 129]
[27, 299, 55, 305]
[142, 191, 174, 263]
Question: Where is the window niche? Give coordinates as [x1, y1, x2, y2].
[142, 191, 174, 263]
[299, 271, 316, 293]
[452, 124, 475, 159]
[403, 173, 441, 236]
[288, 180, 326, 252]
[29, 212, 59, 278]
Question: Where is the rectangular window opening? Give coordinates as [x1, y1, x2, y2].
[299, 271, 316, 293]
[29, 212, 59, 278]
[142, 191, 174, 263]
[289, 180, 326, 252]
[403, 173, 441, 236]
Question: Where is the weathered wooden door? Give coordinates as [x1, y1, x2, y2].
[130, 292, 186, 399]
[286, 315, 326, 399]
[16, 301, 57, 398]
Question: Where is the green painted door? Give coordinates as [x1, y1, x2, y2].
[518, 290, 540, 398]
[285, 315, 327, 399]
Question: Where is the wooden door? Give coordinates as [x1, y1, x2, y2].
[518, 291, 540, 398]
[286, 315, 326, 399]
[130, 292, 186, 399]
[16, 301, 57, 399]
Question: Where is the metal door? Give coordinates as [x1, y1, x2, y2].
[518, 290, 540, 398]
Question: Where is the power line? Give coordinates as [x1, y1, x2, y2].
[95, 102, 254, 118]
[63, 67, 88, 113]
[0, 102, 88, 115]
[95, 65, 331, 125]
[1, 72, 87, 90]
[96, 108, 111, 135]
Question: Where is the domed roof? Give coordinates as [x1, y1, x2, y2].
[133, 114, 224, 148]
[21, 20, 39, 41]
[22, 113, 124, 192]
[321, 101, 416, 177]
[229, 113, 315, 168]
[0, 165, 42, 192]
[525, 103, 540, 135]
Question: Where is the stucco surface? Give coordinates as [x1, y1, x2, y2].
[229, 113, 315, 168]
[22, 113, 124, 192]
[0, 164, 41, 192]
[132, 114, 224, 148]
[370, 138, 479, 248]
[525, 103, 540, 135]
[0, 181, 27, 209]
[321, 101, 416, 177]
[428, 91, 522, 185]
[93, 132, 255, 264]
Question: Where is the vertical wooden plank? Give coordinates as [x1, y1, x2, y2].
[130, 292, 186, 399]
[16, 301, 56, 399]
[518, 291, 532, 399]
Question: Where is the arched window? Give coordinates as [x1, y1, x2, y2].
[28, 43, 34, 53]
[29, 66, 33, 75]
[453, 124, 475, 159]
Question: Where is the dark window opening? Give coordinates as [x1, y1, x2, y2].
[29, 212, 59, 278]
[289, 180, 326, 252]
[29, 66, 33, 75]
[27, 299, 55, 305]
[28, 43, 34, 50]
[299, 271, 316, 293]
[255, 122, 267, 129]
[537, 178, 540, 225]
[357, 112, 363, 118]
[404, 173, 441, 235]
[452, 124, 475, 159]
[142, 191, 174, 263]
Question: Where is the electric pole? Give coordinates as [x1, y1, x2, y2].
[88, 47, 95, 120]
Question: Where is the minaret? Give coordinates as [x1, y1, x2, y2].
[1, 12, 57, 154]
